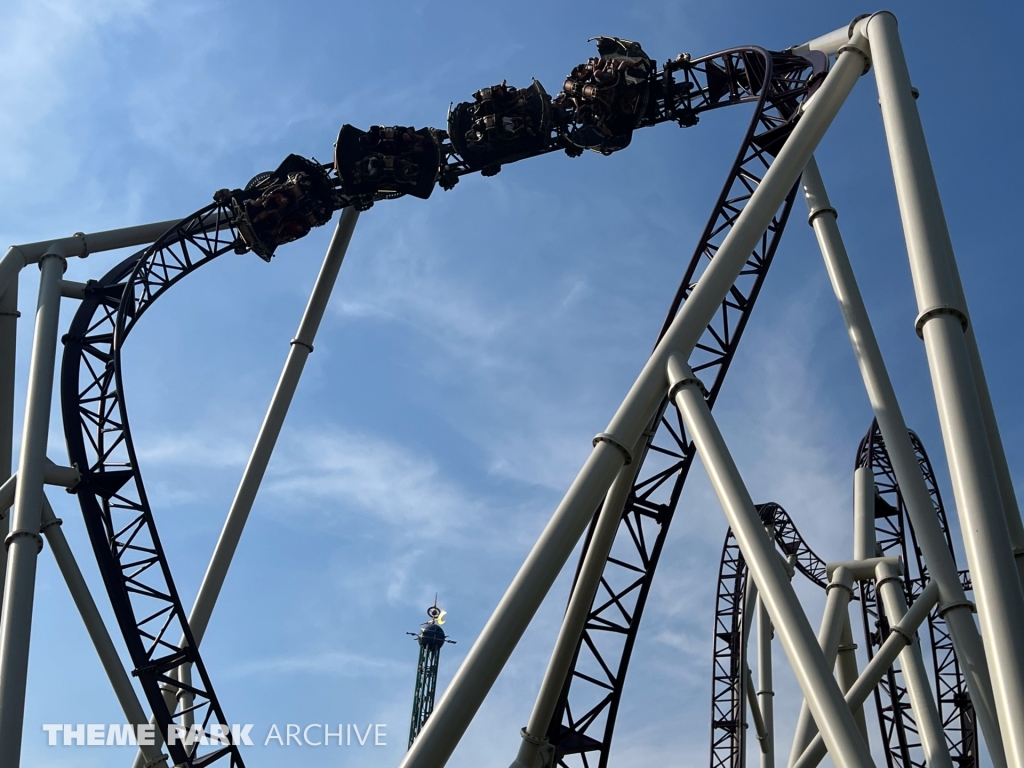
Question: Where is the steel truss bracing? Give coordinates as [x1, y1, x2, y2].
[60, 203, 245, 768]
[543, 48, 824, 767]
[710, 503, 828, 768]
[855, 422, 977, 768]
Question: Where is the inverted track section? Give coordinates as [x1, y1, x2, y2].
[545, 48, 823, 767]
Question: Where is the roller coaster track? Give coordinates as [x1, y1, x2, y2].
[855, 422, 976, 768]
[545, 48, 824, 767]
[708, 423, 975, 768]
[57, 41, 827, 767]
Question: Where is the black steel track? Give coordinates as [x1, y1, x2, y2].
[545, 48, 824, 767]
[61, 204, 246, 768]
[55, 40, 829, 768]
[710, 503, 828, 768]
[855, 422, 977, 768]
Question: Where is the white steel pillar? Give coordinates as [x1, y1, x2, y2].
[787, 566, 855, 767]
[511, 433, 645, 768]
[0, 280, 17, 609]
[874, 560, 952, 768]
[0, 249, 66, 766]
[669, 357, 874, 768]
[868, 12, 1024, 765]
[757, 594, 774, 768]
[801, 154, 1005, 764]
[401, 36, 869, 768]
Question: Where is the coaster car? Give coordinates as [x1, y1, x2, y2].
[335, 125, 442, 207]
[220, 154, 336, 262]
[557, 37, 655, 154]
[448, 80, 554, 173]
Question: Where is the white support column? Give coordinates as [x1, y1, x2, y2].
[867, 12, 1024, 765]
[402, 36, 869, 768]
[793, 581, 940, 768]
[787, 566, 855, 767]
[875, 560, 952, 768]
[801, 153, 1005, 765]
[757, 594, 775, 768]
[0, 279, 17, 609]
[669, 357, 873, 768]
[853, 467, 876, 561]
[835, 615, 867, 742]
[0, 249, 66, 766]
[511, 433, 646, 768]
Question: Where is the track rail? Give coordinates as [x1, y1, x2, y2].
[545, 48, 823, 767]
[56, 40, 827, 768]
[710, 503, 828, 768]
[61, 204, 245, 768]
[855, 422, 977, 768]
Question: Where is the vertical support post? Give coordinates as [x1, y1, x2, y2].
[757, 594, 774, 768]
[868, 12, 1024, 765]
[403, 38, 869, 768]
[874, 560, 952, 768]
[0, 280, 17, 610]
[853, 467, 876, 561]
[801, 153, 1006, 765]
[835, 615, 868, 742]
[668, 356, 874, 768]
[0, 250, 65, 766]
[787, 566, 855, 767]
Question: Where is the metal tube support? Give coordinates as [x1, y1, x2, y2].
[38, 495, 167, 767]
[757, 594, 775, 768]
[853, 466, 876, 561]
[402, 37, 869, 768]
[185, 207, 360, 649]
[868, 12, 1024, 764]
[511, 434, 646, 768]
[802, 152, 1005, 764]
[128, 210, 365, 768]
[835, 614, 867, 743]
[874, 560, 952, 768]
[0, 279, 17, 610]
[793, 581, 940, 768]
[740, 574, 760, 766]
[0, 250, 65, 766]
[0, 217, 187, 299]
[787, 566, 855, 767]
[669, 357, 874, 768]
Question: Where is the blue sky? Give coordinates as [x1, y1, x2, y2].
[2, 1, 1022, 767]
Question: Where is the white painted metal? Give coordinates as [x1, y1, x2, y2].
[801, 153, 1005, 764]
[0, 250, 66, 766]
[512, 434, 646, 768]
[402, 37, 868, 768]
[853, 466, 876, 561]
[874, 560, 952, 768]
[835, 615, 868, 742]
[0, 217, 185, 297]
[787, 566, 855, 768]
[757, 594, 775, 768]
[825, 557, 899, 582]
[792, 581, 940, 768]
[867, 12, 1024, 765]
[669, 357, 874, 768]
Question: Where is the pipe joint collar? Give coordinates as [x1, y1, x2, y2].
[937, 598, 976, 618]
[807, 206, 837, 226]
[6, 528, 43, 552]
[915, 305, 968, 338]
[38, 516, 63, 534]
[290, 338, 314, 353]
[593, 433, 633, 465]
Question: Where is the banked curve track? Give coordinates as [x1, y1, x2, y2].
[59, 42, 827, 768]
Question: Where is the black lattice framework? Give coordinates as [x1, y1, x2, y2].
[546, 48, 824, 767]
[710, 503, 829, 768]
[855, 422, 977, 768]
[61, 204, 245, 768]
